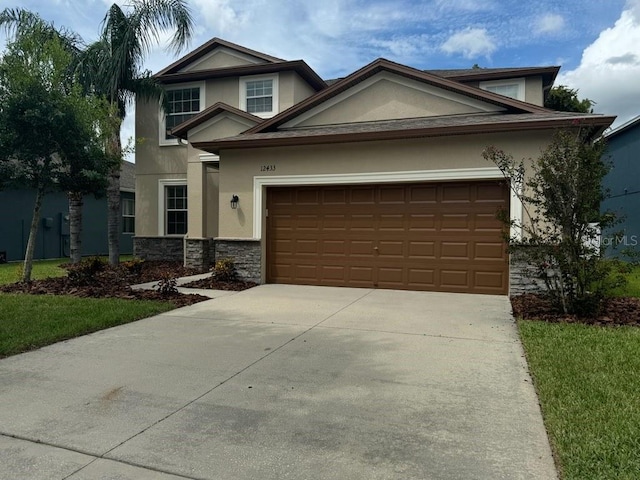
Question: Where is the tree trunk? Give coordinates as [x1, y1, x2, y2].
[68, 191, 83, 264]
[106, 127, 122, 266]
[22, 186, 45, 283]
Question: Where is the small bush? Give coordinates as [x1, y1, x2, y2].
[67, 256, 107, 286]
[121, 258, 145, 276]
[155, 273, 178, 296]
[211, 258, 237, 282]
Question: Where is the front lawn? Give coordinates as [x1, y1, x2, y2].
[0, 255, 134, 285]
[0, 293, 174, 358]
[0, 258, 68, 284]
[519, 320, 640, 480]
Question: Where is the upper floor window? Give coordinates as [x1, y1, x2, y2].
[479, 78, 525, 102]
[240, 74, 278, 118]
[160, 82, 204, 145]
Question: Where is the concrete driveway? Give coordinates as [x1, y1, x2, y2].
[0, 285, 557, 479]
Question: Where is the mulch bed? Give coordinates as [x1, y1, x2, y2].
[181, 277, 257, 291]
[0, 261, 210, 308]
[511, 294, 640, 327]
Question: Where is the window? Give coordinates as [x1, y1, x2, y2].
[240, 75, 278, 118]
[479, 78, 525, 101]
[165, 185, 187, 235]
[122, 198, 135, 234]
[160, 82, 204, 145]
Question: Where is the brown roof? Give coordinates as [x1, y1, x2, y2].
[120, 160, 135, 191]
[426, 66, 559, 82]
[155, 37, 285, 76]
[242, 58, 551, 136]
[193, 112, 616, 154]
[170, 102, 262, 139]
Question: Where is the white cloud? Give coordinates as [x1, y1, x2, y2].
[536, 13, 565, 34]
[441, 27, 496, 59]
[558, 5, 640, 128]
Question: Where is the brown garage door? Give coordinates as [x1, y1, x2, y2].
[266, 181, 509, 294]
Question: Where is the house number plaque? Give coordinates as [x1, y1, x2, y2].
[260, 165, 276, 172]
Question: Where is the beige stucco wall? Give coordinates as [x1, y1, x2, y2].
[524, 77, 544, 106]
[180, 49, 266, 72]
[189, 115, 257, 144]
[293, 77, 503, 128]
[217, 130, 553, 242]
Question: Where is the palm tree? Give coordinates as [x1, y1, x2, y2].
[82, 1, 193, 265]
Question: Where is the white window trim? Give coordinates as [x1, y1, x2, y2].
[479, 78, 526, 102]
[158, 179, 188, 236]
[158, 81, 205, 146]
[122, 198, 135, 235]
[252, 167, 523, 240]
[239, 74, 279, 119]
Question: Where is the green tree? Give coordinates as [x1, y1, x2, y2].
[80, 0, 193, 266]
[0, 19, 113, 280]
[483, 129, 621, 315]
[545, 85, 594, 113]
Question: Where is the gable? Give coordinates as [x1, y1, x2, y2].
[179, 46, 268, 73]
[281, 72, 506, 129]
[188, 113, 258, 144]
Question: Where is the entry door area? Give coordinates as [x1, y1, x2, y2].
[266, 181, 509, 294]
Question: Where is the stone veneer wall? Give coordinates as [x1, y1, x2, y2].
[185, 238, 213, 271]
[214, 238, 261, 283]
[134, 236, 184, 262]
[509, 253, 547, 295]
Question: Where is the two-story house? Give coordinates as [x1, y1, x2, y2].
[134, 38, 614, 295]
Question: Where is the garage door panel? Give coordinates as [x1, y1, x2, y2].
[476, 183, 507, 202]
[350, 187, 376, 204]
[408, 241, 436, 258]
[408, 214, 436, 231]
[441, 214, 471, 231]
[475, 270, 506, 290]
[475, 242, 506, 260]
[407, 268, 436, 287]
[378, 241, 404, 257]
[440, 241, 469, 260]
[440, 269, 470, 288]
[267, 181, 508, 294]
[379, 186, 406, 204]
[322, 215, 347, 230]
[295, 189, 320, 205]
[295, 239, 318, 255]
[348, 266, 374, 282]
[409, 185, 437, 203]
[441, 184, 472, 203]
[350, 240, 376, 256]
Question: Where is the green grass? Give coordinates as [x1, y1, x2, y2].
[612, 264, 640, 298]
[0, 293, 174, 357]
[519, 320, 640, 480]
[0, 255, 134, 285]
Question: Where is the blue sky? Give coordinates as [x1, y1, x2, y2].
[3, 0, 640, 145]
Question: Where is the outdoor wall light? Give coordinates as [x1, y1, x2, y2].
[230, 194, 239, 209]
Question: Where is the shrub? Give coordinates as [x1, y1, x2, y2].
[483, 129, 625, 316]
[154, 273, 178, 296]
[211, 258, 237, 282]
[67, 256, 107, 286]
[121, 258, 145, 276]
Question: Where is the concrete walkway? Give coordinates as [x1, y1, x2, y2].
[0, 285, 557, 479]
